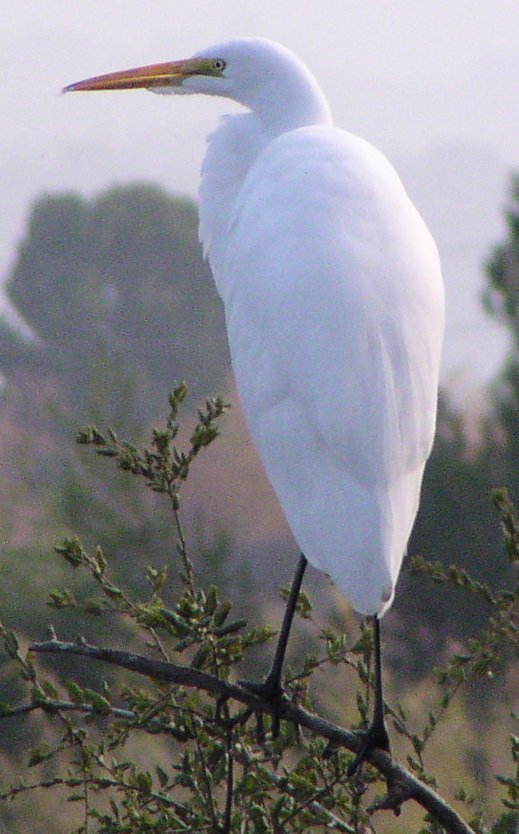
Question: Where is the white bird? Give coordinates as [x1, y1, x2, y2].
[65, 37, 444, 772]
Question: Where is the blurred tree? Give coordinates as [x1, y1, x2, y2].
[395, 395, 504, 677]
[0, 184, 229, 537]
[395, 173, 519, 675]
[0, 185, 233, 662]
[484, 173, 519, 503]
[0, 184, 229, 426]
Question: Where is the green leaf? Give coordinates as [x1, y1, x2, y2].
[213, 618, 247, 637]
[160, 608, 193, 637]
[156, 766, 169, 788]
[93, 546, 107, 575]
[102, 584, 123, 600]
[147, 565, 168, 593]
[191, 644, 211, 669]
[47, 588, 77, 609]
[54, 536, 85, 568]
[65, 680, 85, 703]
[28, 744, 55, 767]
[42, 680, 58, 699]
[204, 585, 218, 616]
[136, 771, 153, 794]
[213, 600, 232, 627]
[83, 688, 111, 715]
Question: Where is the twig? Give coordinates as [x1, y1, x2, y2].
[30, 636, 476, 834]
[1, 773, 192, 815]
[172, 499, 195, 595]
[222, 728, 234, 834]
[193, 718, 219, 830]
[0, 699, 136, 721]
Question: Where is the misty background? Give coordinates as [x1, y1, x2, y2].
[2, 1, 519, 400]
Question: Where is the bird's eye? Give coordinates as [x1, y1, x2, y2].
[212, 58, 226, 73]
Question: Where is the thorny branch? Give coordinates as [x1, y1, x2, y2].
[30, 636, 476, 834]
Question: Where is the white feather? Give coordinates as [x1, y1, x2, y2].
[192, 39, 444, 614]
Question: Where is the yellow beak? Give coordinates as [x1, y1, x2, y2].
[63, 57, 209, 93]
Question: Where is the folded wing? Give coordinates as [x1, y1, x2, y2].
[221, 126, 444, 614]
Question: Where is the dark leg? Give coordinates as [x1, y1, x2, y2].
[240, 553, 307, 731]
[347, 615, 390, 778]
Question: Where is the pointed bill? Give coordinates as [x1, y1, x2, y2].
[63, 57, 214, 93]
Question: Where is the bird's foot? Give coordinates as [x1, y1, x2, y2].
[347, 719, 390, 779]
[238, 672, 286, 738]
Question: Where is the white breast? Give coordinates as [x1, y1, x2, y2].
[200, 122, 444, 615]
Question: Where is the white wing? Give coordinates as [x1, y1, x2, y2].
[220, 126, 444, 615]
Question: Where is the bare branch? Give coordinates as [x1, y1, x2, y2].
[0, 699, 135, 721]
[30, 636, 475, 834]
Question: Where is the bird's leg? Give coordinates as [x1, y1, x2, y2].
[262, 552, 308, 697]
[239, 553, 307, 735]
[347, 615, 390, 778]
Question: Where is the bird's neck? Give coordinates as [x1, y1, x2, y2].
[198, 113, 271, 288]
[242, 72, 332, 136]
[198, 78, 331, 291]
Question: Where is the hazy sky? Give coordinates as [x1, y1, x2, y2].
[2, 2, 519, 399]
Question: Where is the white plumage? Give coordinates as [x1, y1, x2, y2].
[65, 37, 444, 617]
[196, 40, 444, 615]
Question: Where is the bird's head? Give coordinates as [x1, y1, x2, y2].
[63, 48, 228, 97]
[64, 38, 332, 130]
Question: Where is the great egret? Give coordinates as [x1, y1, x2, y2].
[65, 38, 444, 773]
